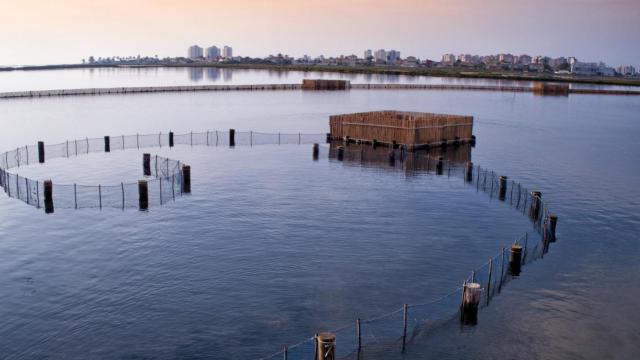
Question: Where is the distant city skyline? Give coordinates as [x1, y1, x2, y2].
[0, 0, 638, 66]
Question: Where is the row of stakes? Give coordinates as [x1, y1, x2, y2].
[303, 142, 558, 360]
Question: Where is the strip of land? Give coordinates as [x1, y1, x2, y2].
[2, 63, 640, 88]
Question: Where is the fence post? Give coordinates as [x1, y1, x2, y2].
[498, 176, 508, 201]
[169, 131, 174, 147]
[356, 318, 362, 353]
[104, 136, 110, 152]
[461, 283, 481, 325]
[143, 153, 151, 176]
[38, 141, 45, 163]
[138, 180, 149, 210]
[402, 304, 408, 351]
[229, 129, 236, 147]
[182, 165, 191, 193]
[315, 332, 336, 360]
[486, 258, 493, 306]
[509, 244, 522, 276]
[548, 214, 558, 242]
[313, 143, 319, 160]
[44, 180, 54, 214]
[465, 161, 473, 182]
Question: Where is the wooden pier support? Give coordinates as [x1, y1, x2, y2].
[436, 156, 444, 175]
[312, 143, 319, 160]
[38, 141, 45, 163]
[529, 191, 542, 220]
[372, 139, 378, 148]
[182, 165, 191, 193]
[143, 153, 151, 176]
[465, 162, 474, 182]
[498, 176, 508, 201]
[325, 133, 331, 143]
[229, 129, 236, 147]
[337, 146, 344, 161]
[104, 136, 111, 152]
[138, 180, 149, 210]
[169, 132, 174, 147]
[43, 180, 54, 214]
[470, 135, 476, 147]
[461, 282, 481, 325]
[509, 244, 522, 276]
[315, 332, 336, 360]
[549, 214, 558, 242]
[388, 149, 396, 166]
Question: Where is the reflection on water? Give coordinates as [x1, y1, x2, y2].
[189, 67, 203, 82]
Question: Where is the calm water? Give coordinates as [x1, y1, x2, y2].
[0, 77, 639, 359]
[0, 67, 638, 92]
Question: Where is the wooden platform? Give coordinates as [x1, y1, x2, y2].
[329, 111, 474, 151]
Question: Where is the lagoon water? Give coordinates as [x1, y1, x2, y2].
[0, 68, 639, 359]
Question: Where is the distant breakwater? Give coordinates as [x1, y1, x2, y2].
[1, 83, 639, 99]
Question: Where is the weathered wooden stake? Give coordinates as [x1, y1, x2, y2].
[436, 156, 444, 175]
[402, 303, 408, 351]
[104, 136, 110, 152]
[44, 180, 54, 214]
[461, 282, 481, 325]
[138, 180, 149, 210]
[509, 244, 522, 276]
[169, 131, 174, 147]
[312, 143, 319, 160]
[529, 191, 542, 220]
[465, 162, 474, 182]
[315, 332, 336, 360]
[549, 214, 558, 242]
[470, 135, 476, 147]
[337, 146, 344, 161]
[283, 346, 288, 360]
[498, 176, 508, 201]
[143, 153, 151, 176]
[372, 139, 378, 148]
[388, 149, 396, 166]
[486, 258, 493, 306]
[356, 318, 362, 352]
[38, 141, 45, 163]
[326, 133, 331, 143]
[229, 129, 236, 147]
[182, 165, 191, 193]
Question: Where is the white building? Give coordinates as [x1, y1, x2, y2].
[617, 65, 636, 76]
[571, 61, 599, 75]
[188, 45, 203, 59]
[364, 49, 373, 60]
[441, 53, 456, 65]
[223, 46, 233, 59]
[206, 46, 221, 59]
[374, 49, 387, 63]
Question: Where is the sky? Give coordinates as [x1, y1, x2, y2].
[0, 0, 638, 66]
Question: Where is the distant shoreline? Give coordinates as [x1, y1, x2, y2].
[2, 62, 640, 87]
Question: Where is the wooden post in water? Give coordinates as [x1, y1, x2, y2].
[104, 136, 110, 152]
[465, 162, 474, 182]
[356, 318, 362, 353]
[509, 245, 522, 276]
[229, 129, 236, 147]
[312, 143, 319, 160]
[138, 180, 149, 210]
[436, 156, 444, 175]
[498, 176, 508, 201]
[337, 146, 344, 161]
[326, 133, 331, 143]
[388, 148, 396, 166]
[143, 153, 151, 176]
[402, 303, 408, 351]
[486, 258, 493, 306]
[470, 135, 476, 147]
[169, 131, 174, 147]
[182, 165, 191, 193]
[43, 180, 54, 214]
[549, 214, 558, 242]
[372, 139, 378, 148]
[315, 332, 336, 360]
[529, 191, 542, 220]
[461, 282, 481, 325]
[38, 141, 45, 163]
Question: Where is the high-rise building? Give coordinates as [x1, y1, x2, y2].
[374, 49, 387, 63]
[364, 49, 373, 59]
[441, 54, 456, 65]
[206, 46, 221, 59]
[387, 50, 401, 64]
[188, 45, 203, 59]
[223, 46, 233, 59]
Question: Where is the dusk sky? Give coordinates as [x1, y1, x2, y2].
[1, 0, 638, 66]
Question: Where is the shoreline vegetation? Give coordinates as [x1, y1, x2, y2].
[2, 62, 640, 87]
